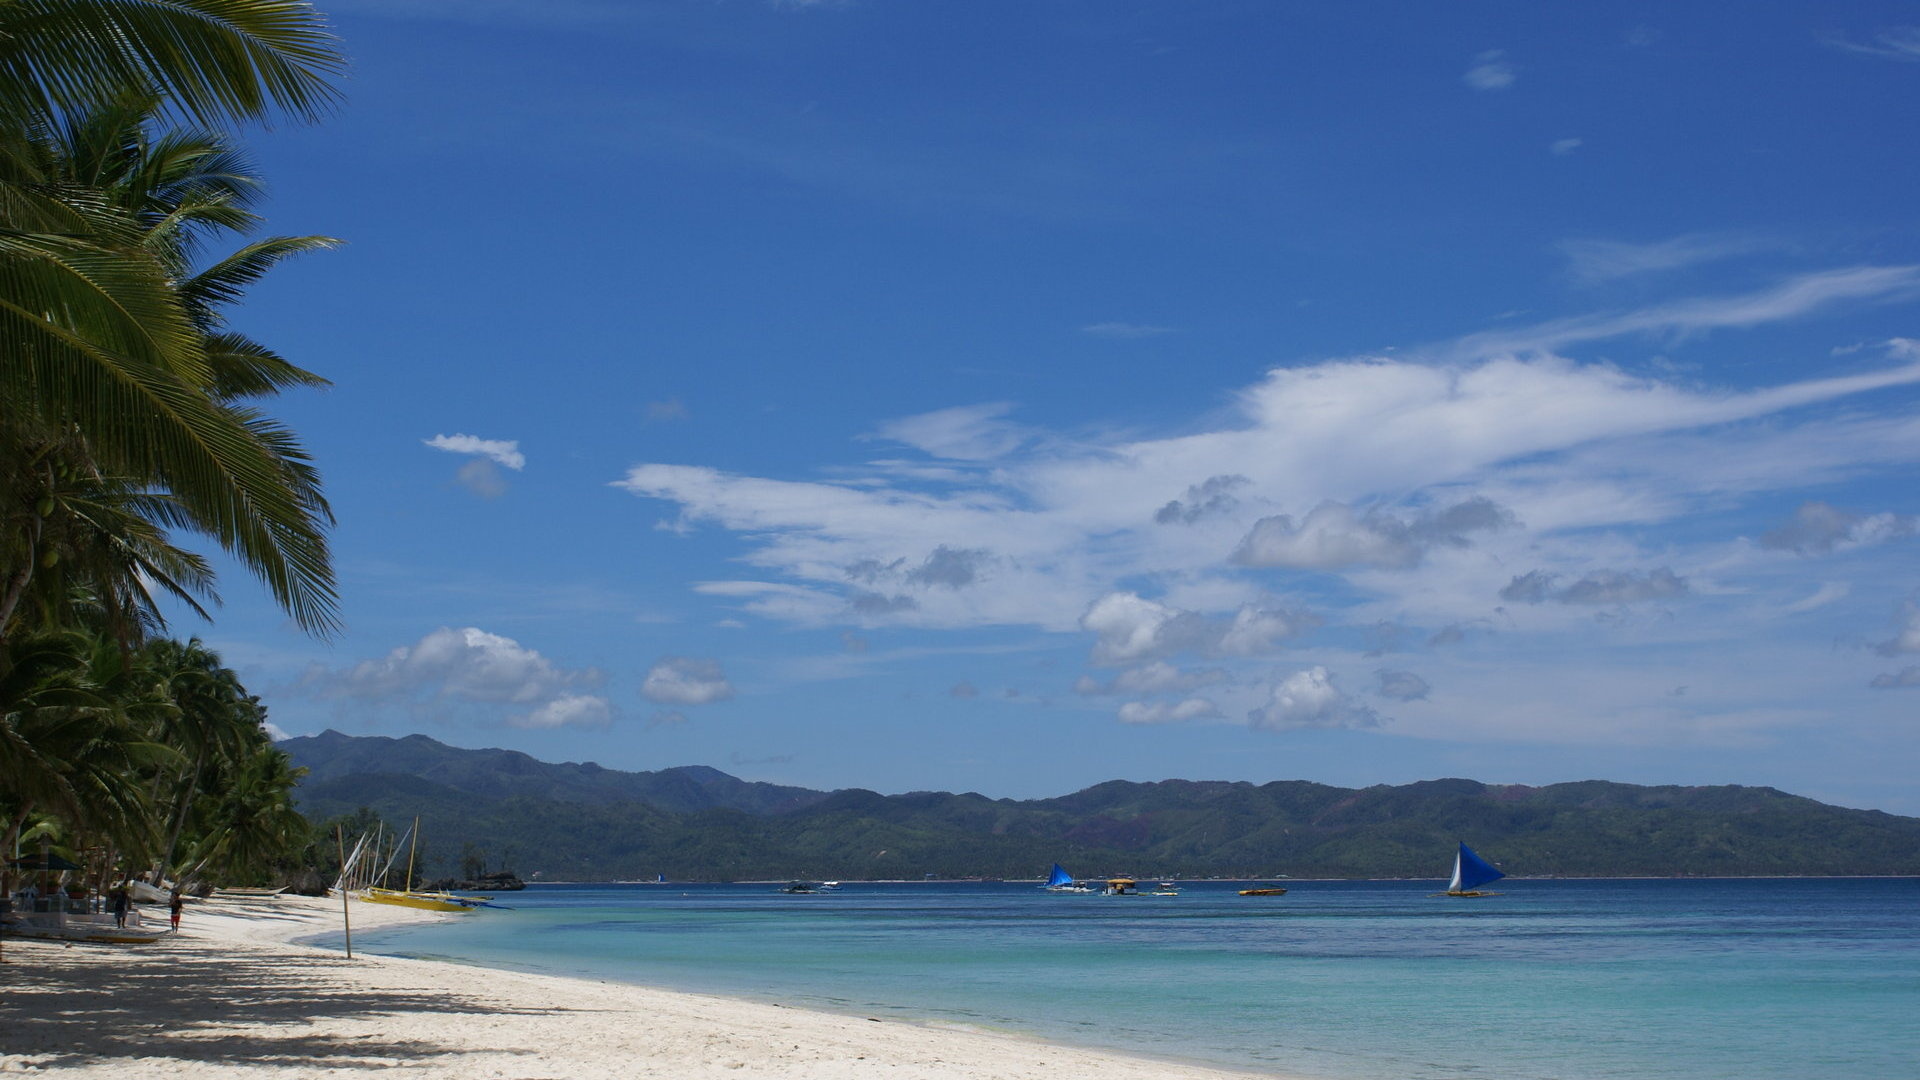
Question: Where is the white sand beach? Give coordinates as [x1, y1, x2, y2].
[0, 893, 1285, 1078]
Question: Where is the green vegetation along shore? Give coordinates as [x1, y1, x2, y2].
[287, 730, 1920, 882]
[1, 1, 346, 901]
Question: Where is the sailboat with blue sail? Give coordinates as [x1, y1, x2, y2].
[1438, 842, 1505, 897]
[1042, 863, 1093, 893]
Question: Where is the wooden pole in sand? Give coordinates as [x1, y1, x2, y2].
[335, 825, 353, 959]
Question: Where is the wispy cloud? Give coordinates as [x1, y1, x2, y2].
[1464, 50, 1516, 91]
[1550, 137, 1583, 156]
[1082, 322, 1177, 339]
[1558, 232, 1778, 285]
[1824, 27, 1920, 62]
[1444, 265, 1920, 356]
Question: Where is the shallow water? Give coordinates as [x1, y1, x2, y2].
[320, 878, 1920, 1079]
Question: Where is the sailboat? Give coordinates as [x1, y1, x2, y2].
[359, 818, 481, 913]
[1438, 841, 1505, 897]
[1042, 863, 1093, 893]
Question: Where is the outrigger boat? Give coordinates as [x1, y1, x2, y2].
[1041, 863, 1094, 893]
[354, 818, 481, 913]
[1435, 841, 1505, 897]
[362, 886, 482, 913]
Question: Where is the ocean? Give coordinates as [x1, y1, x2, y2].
[316, 878, 1919, 1079]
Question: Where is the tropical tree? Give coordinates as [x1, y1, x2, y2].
[0, 3, 346, 897]
[2, 94, 338, 647]
[0, 1, 346, 647]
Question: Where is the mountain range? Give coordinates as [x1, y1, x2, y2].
[282, 730, 1920, 882]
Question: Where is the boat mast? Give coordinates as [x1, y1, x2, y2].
[404, 816, 420, 893]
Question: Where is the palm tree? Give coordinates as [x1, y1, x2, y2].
[0, 2, 346, 645]
[2, 95, 338, 646]
[0, 1, 342, 130]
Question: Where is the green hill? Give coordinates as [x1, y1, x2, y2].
[284, 731, 1920, 881]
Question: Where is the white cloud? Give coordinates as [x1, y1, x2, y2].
[1376, 670, 1431, 701]
[1080, 592, 1317, 666]
[424, 433, 525, 470]
[1248, 667, 1383, 731]
[1558, 233, 1775, 285]
[1550, 138, 1583, 156]
[1825, 27, 1920, 62]
[320, 626, 595, 704]
[1234, 497, 1514, 571]
[263, 722, 291, 741]
[1874, 601, 1920, 657]
[617, 272, 1920, 652]
[1870, 667, 1920, 689]
[869, 403, 1028, 460]
[1117, 698, 1221, 725]
[1760, 501, 1915, 555]
[1782, 582, 1850, 615]
[1082, 322, 1177, 339]
[641, 656, 735, 705]
[1445, 265, 1920, 358]
[303, 627, 606, 729]
[1500, 568, 1689, 605]
[515, 694, 613, 729]
[645, 398, 688, 423]
[455, 458, 508, 498]
[1075, 661, 1228, 697]
[1464, 50, 1515, 90]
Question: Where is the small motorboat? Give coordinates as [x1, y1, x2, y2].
[1238, 886, 1289, 896]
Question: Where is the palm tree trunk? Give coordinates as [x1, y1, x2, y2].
[154, 748, 207, 882]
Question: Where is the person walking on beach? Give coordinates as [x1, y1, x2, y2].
[110, 887, 130, 929]
[169, 890, 184, 931]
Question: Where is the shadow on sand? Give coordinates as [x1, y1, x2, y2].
[0, 935, 576, 1070]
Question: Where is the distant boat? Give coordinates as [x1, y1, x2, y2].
[1150, 881, 1180, 896]
[1238, 886, 1289, 896]
[1042, 863, 1093, 893]
[1439, 842, 1506, 897]
[817, 881, 841, 891]
[1102, 878, 1141, 896]
[778, 880, 818, 894]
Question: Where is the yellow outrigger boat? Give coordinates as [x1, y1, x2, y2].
[359, 818, 480, 913]
[362, 886, 480, 913]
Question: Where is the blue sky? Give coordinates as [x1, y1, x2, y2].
[205, 1, 1920, 813]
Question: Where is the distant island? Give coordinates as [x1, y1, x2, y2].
[284, 730, 1920, 882]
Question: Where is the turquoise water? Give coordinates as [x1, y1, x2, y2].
[319, 879, 1919, 1079]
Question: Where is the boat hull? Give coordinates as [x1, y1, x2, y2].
[1239, 888, 1289, 896]
[362, 889, 477, 913]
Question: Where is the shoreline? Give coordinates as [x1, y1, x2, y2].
[1, 893, 1289, 1078]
